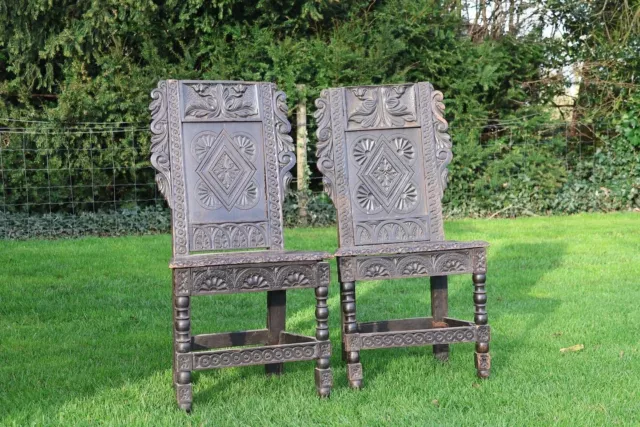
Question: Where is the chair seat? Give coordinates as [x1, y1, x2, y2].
[170, 250, 332, 269]
[334, 240, 488, 258]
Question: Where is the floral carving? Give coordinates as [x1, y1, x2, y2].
[394, 182, 418, 213]
[241, 274, 269, 290]
[314, 90, 336, 203]
[196, 180, 222, 210]
[184, 83, 258, 119]
[193, 130, 258, 211]
[348, 85, 416, 128]
[354, 218, 428, 245]
[174, 269, 191, 295]
[474, 248, 487, 273]
[236, 181, 260, 210]
[274, 90, 296, 197]
[199, 276, 228, 292]
[353, 138, 376, 165]
[356, 134, 415, 214]
[440, 258, 466, 272]
[402, 261, 428, 276]
[431, 90, 453, 199]
[392, 137, 415, 161]
[364, 264, 390, 278]
[261, 83, 286, 249]
[149, 81, 172, 206]
[192, 132, 218, 161]
[234, 134, 256, 159]
[356, 184, 382, 214]
[282, 271, 310, 288]
[353, 250, 476, 280]
[190, 222, 268, 251]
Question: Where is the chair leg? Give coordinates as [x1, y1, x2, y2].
[473, 273, 491, 379]
[430, 275, 449, 361]
[174, 294, 192, 412]
[341, 280, 363, 389]
[314, 284, 332, 397]
[265, 290, 286, 376]
[340, 285, 347, 362]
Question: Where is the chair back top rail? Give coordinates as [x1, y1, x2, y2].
[149, 80, 295, 256]
[315, 83, 452, 249]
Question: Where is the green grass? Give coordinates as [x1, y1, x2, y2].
[1, 212, 639, 426]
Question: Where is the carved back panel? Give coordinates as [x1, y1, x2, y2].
[315, 83, 452, 247]
[150, 80, 294, 256]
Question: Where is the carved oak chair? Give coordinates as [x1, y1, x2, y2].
[314, 83, 490, 389]
[149, 80, 332, 411]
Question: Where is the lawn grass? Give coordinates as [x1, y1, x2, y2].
[1, 212, 639, 426]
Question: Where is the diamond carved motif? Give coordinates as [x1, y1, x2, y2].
[196, 130, 256, 211]
[357, 136, 412, 211]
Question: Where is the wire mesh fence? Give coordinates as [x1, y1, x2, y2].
[0, 117, 636, 239]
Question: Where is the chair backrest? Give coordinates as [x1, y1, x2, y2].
[150, 80, 294, 256]
[315, 83, 452, 248]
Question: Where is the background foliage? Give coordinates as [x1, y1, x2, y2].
[0, 0, 638, 236]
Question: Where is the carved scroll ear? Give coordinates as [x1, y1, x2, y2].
[273, 89, 296, 199]
[431, 90, 453, 199]
[149, 81, 172, 207]
[314, 89, 336, 204]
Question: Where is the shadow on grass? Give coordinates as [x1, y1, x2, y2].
[341, 240, 566, 387]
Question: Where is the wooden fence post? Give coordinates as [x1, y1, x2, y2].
[296, 84, 308, 226]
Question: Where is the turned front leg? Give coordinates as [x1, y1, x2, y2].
[174, 293, 192, 412]
[341, 280, 363, 389]
[314, 282, 332, 397]
[473, 273, 491, 379]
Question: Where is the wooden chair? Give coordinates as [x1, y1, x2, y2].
[314, 83, 490, 389]
[149, 80, 333, 411]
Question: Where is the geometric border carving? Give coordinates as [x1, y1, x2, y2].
[191, 341, 326, 370]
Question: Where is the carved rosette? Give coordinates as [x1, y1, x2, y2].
[149, 81, 172, 206]
[314, 89, 336, 204]
[274, 90, 296, 198]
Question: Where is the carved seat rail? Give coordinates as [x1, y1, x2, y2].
[343, 317, 490, 351]
[314, 82, 490, 389]
[150, 80, 332, 411]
